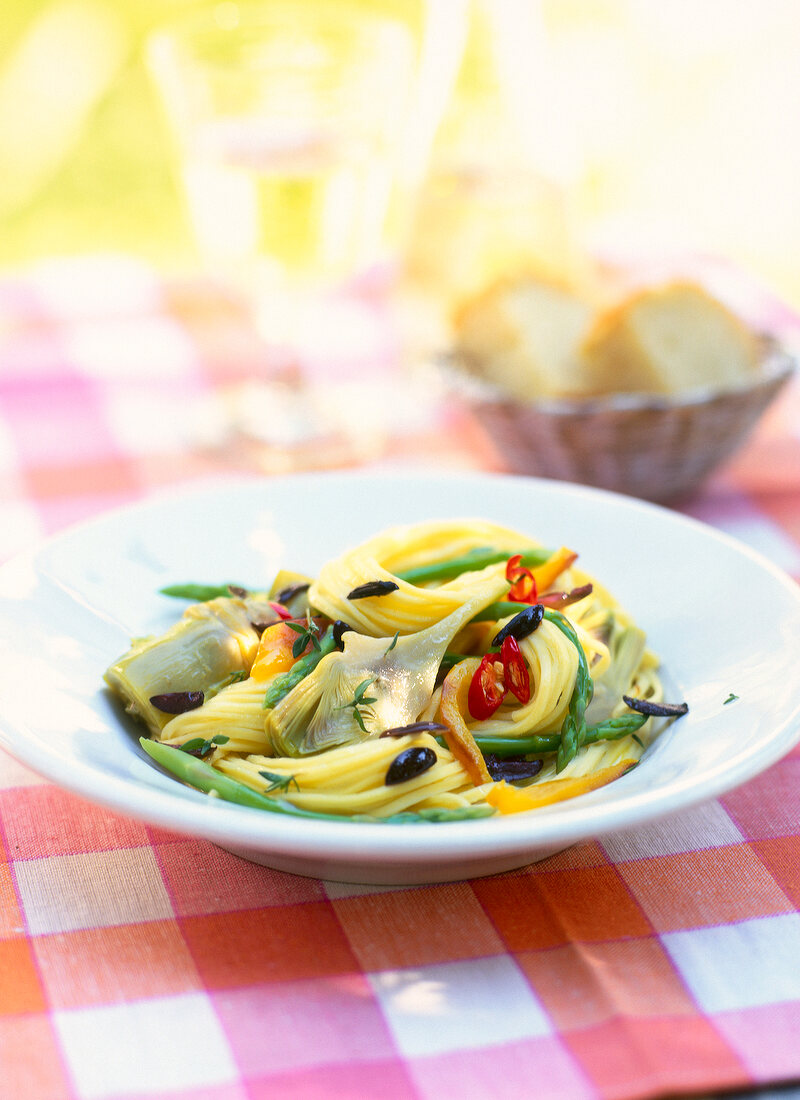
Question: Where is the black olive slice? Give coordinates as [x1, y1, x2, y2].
[347, 580, 399, 600]
[385, 746, 437, 786]
[483, 754, 543, 782]
[149, 691, 204, 714]
[623, 695, 689, 718]
[380, 721, 448, 738]
[491, 604, 544, 647]
[333, 620, 354, 649]
[274, 582, 311, 604]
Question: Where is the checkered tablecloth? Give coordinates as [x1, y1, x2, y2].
[2, 254, 800, 1100]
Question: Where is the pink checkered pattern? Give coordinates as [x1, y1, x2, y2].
[2, 254, 800, 1100]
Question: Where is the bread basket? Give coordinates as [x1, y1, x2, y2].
[455, 338, 795, 502]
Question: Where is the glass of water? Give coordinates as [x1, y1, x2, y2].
[148, 2, 419, 348]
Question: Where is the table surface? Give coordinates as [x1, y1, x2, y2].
[1, 254, 800, 1100]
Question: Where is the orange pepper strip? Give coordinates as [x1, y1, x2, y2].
[486, 758, 638, 814]
[250, 623, 300, 682]
[439, 658, 492, 786]
[530, 547, 578, 593]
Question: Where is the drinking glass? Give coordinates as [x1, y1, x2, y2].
[148, 2, 419, 347]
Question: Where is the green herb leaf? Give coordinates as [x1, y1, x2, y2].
[178, 734, 230, 758]
[204, 668, 248, 703]
[353, 677, 378, 704]
[286, 614, 322, 658]
[723, 692, 739, 705]
[384, 632, 399, 656]
[336, 676, 378, 733]
[262, 627, 336, 710]
[258, 769, 300, 794]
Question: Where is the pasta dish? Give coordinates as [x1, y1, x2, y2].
[105, 519, 686, 822]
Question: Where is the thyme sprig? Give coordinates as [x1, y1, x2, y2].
[179, 734, 230, 758]
[286, 613, 322, 658]
[337, 677, 378, 733]
[258, 769, 300, 794]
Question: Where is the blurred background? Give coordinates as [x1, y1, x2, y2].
[2, 0, 799, 311]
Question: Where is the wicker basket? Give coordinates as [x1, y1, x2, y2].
[461, 341, 795, 502]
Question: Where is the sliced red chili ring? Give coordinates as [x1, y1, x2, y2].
[506, 554, 538, 604]
[268, 601, 293, 621]
[500, 636, 531, 704]
[467, 654, 506, 720]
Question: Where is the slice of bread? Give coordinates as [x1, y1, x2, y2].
[453, 273, 595, 401]
[580, 281, 760, 396]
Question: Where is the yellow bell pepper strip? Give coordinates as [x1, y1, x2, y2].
[530, 546, 578, 594]
[486, 758, 638, 814]
[439, 658, 492, 786]
[249, 622, 301, 682]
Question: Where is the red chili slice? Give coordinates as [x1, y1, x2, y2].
[506, 554, 538, 604]
[467, 654, 506, 720]
[268, 601, 293, 621]
[501, 636, 530, 705]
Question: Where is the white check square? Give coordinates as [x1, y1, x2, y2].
[602, 800, 744, 860]
[14, 848, 174, 935]
[66, 317, 197, 381]
[370, 955, 551, 1058]
[54, 992, 237, 1098]
[662, 913, 800, 1012]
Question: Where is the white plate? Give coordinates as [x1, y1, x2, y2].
[1, 472, 799, 884]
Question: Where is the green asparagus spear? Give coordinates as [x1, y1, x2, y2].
[140, 738, 493, 823]
[396, 547, 550, 586]
[143, 738, 270, 804]
[464, 712, 648, 758]
[471, 600, 531, 622]
[380, 805, 494, 823]
[544, 609, 593, 772]
[261, 626, 337, 709]
[159, 582, 252, 601]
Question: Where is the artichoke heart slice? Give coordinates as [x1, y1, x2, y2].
[104, 594, 278, 736]
[267, 567, 508, 756]
[584, 612, 646, 725]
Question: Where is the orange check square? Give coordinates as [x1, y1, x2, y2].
[247, 1059, 417, 1100]
[32, 920, 202, 1009]
[333, 884, 504, 971]
[409, 1035, 590, 1099]
[0, 938, 46, 1015]
[181, 903, 359, 988]
[518, 938, 695, 1031]
[0, 864, 24, 939]
[537, 839, 610, 872]
[722, 755, 800, 840]
[472, 864, 652, 951]
[0, 785, 150, 859]
[752, 836, 800, 907]
[25, 456, 139, 500]
[0, 1015, 71, 1100]
[157, 839, 326, 916]
[617, 846, 793, 932]
[760, 488, 800, 548]
[566, 1014, 746, 1098]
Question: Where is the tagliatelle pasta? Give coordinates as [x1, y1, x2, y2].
[105, 519, 685, 823]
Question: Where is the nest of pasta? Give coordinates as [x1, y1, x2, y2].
[105, 519, 687, 822]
